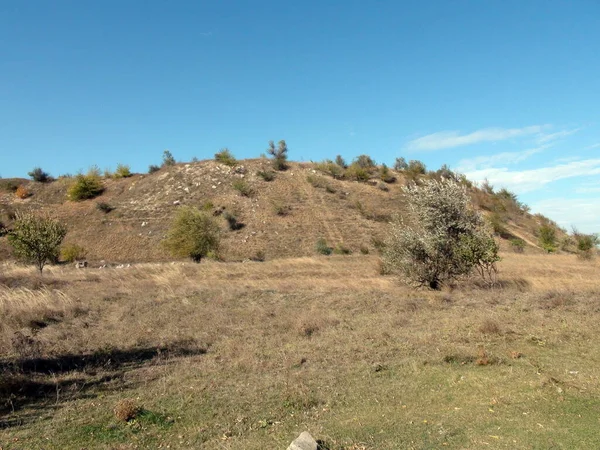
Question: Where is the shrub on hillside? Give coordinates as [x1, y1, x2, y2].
[510, 238, 526, 253]
[315, 160, 345, 179]
[538, 224, 557, 253]
[333, 243, 352, 255]
[232, 179, 254, 197]
[96, 202, 114, 213]
[257, 170, 276, 181]
[267, 140, 288, 171]
[148, 164, 161, 174]
[162, 150, 176, 167]
[7, 212, 67, 274]
[215, 148, 237, 166]
[315, 238, 332, 255]
[572, 228, 599, 260]
[272, 199, 291, 216]
[345, 163, 370, 182]
[335, 155, 348, 169]
[382, 178, 499, 289]
[114, 164, 132, 178]
[163, 207, 220, 262]
[379, 164, 396, 183]
[353, 154, 376, 169]
[60, 243, 87, 263]
[406, 160, 427, 176]
[223, 211, 245, 231]
[0, 180, 19, 192]
[28, 167, 51, 183]
[15, 186, 32, 199]
[394, 157, 408, 171]
[67, 169, 104, 201]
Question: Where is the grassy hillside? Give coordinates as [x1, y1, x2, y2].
[1, 254, 600, 448]
[0, 158, 559, 264]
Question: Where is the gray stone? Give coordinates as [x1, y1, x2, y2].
[287, 431, 317, 450]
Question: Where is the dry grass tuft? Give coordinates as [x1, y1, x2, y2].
[113, 398, 141, 422]
[479, 318, 501, 335]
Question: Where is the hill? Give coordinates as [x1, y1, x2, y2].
[0, 158, 560, 264]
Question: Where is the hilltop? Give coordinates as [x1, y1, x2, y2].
[0, 158, 557, 264]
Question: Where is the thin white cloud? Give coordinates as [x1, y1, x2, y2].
[535, 128, 581, 144]
[406, 125, 546, 151]
[585, 143, 600, 150]
[531, 197, 600, 233]
[456, 145, 549, 172]
[464, 158, 600, 193]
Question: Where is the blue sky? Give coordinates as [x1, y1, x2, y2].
[1, 1, 599, 231]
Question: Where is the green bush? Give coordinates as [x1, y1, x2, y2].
[7, 212, 67, 274]
[162, 207, 220, 262]
[67, 169, 104, 201]
[60, 243, 87, 262]
[148, 165, 161, 174]
[539, 224, 557, 253]
[345, 163, 370, 182]
[335, 155, 347, 169]
[406, 160, 427, 175]
[257, 170, 275, 181]
[223, 211, 245, 231]
[333, 243, 352, 255]
[510, 238, 526, 253]
[572, 229, 599, 259]
[215, 148, 237, 166]
[96, 202, 114, 213]
[114, 164, 132, 178]
[232, 179, 254, 197]
[315, 160, 345, 179]
[315, 238, 332, 255]
[28, 167, 51, 183]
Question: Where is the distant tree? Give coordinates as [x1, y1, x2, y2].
[267, 140, 288, 170]
[394, 157, 408, 171]
[335, 155, 348, 169]
[148, 165, 161, 174]
[353, 154, 376, 169]
[406, 160, 427, 175]
[162, 150, 176, 167]
[163, 207, 220, 263]
[8, 212, 67, 274]
[28, 167, 51, 183]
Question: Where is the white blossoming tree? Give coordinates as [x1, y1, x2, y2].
[382, 177, 499, 289]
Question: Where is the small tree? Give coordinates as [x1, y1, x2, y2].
[382, 178, 499, 289]
[162, 150, 176, 167]
[163, 207, 220, 263]
[335, 155, 347, 169]
[114, 164, 132, 178]
[28, 167, 51, 183]
[394, 157, 408, 171]
[538, 224, 557, 253]
[8, 212, 67, 274]
[572, 228, 599, 259]
[267, 140, 288, 170]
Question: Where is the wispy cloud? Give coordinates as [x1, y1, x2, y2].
[535, 128, 581, 144]
[405, 125, 546, 151]
[456, 145, 549, 172]
[531, 197, 600, 233]
[464, 158, 600, 193]
[585, 143, 600, 150]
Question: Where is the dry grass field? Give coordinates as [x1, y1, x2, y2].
[1, 252, 600, 449]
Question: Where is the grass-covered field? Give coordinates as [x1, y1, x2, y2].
[1, 253, 600, 449]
